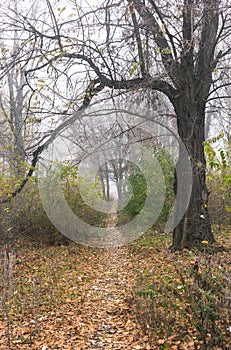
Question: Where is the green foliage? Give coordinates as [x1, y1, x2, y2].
[124, 165, 147, 216]
[129, 61, 142, 77]
[154, 146, 175, 224]
[161, 47, 171, 55]
[118, 145, 174, 228]
[204, 135, 231, 225]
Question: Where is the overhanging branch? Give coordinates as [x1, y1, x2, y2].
[2, 79, 104, 203]
[5, 46, 178, 202]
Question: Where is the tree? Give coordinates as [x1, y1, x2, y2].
[1, 0, 231, 249]
[0, 28, 26, 173]
[0, 0, 51, 174]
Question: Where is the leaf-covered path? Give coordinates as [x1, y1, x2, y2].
[80, 246, 145, 350]
[81, 207, 146, 349]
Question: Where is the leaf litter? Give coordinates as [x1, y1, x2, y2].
[0, 226, 231, 349]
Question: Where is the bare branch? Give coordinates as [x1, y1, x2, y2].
[2, 79, 104, 203]
[129, 2, 147, 76]
[131, 0, 179, 82]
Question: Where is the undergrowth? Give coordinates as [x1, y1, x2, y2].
[131, 229, 231, 349]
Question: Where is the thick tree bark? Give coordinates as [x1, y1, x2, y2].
[171, 99, 215, 250]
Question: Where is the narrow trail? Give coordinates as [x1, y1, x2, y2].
[82, 248, 138, 349]
[80, 208, 145, 350]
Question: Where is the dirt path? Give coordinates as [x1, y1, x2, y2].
[81, 247, 141, 349]
[80, 208, 145, 349]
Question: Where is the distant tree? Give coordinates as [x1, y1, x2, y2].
[0, 35, 26, 173]
[0, 0, 49, 174]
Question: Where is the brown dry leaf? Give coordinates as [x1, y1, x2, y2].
[188, 341, 195, 349]
[132, 344, 142, 350]
[1, 228, 231, 350]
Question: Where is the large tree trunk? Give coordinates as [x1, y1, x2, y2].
[171, 101, 215, 250]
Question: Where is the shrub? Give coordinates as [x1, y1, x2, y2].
[205, 136, 231, 227]
[0, 162, 108, 246]
[117, 145, 175, 229]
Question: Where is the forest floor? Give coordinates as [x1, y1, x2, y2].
[1, 225, 231, 349]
